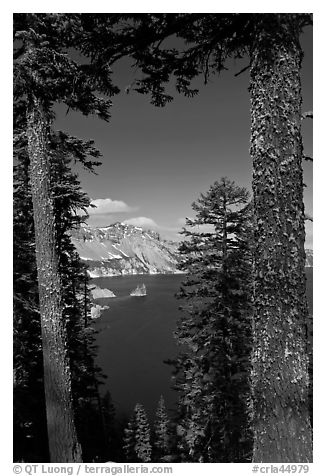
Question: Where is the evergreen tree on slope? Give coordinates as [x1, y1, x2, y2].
[173, 178, 253, 462]
[123, 404, 152, 463]
[153, 395, 172, 462]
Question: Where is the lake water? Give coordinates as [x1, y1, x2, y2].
[93, 274, 184, 420]
[93, 269, 313, 421]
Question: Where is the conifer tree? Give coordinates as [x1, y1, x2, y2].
[116, 13, 313, 462]
[153, 396, 171, 462]
[14, 13, 121, 461]
[50, 150, 110, 462]
[123, 404, 152, 463]
[171, 178, 253, 462]
[14, 100, 107, 461]
[13, 148, 49, 462]
[123, 415, 137, 462]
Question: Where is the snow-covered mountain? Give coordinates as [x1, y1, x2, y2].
[71, 222, 181, 277]
[71, 222, 313, 277]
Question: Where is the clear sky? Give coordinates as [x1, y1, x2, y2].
[55, 23, 313, 246]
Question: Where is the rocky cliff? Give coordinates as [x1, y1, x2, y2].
[71, 222, 181, 277]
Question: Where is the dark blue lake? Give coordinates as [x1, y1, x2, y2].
[93, 269, 313, 421]
[93, 274, 184, 420]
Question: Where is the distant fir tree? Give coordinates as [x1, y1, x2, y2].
[13, 100, 109, 462]
[172, 177, 253, 462]
[100, 391, 122, 462]
[123, 404, 152, 463]
[153, 396, 172, 462]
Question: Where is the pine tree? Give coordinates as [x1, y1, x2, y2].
[13, 149, 49, 462]
[14, 13, 120, 461]
[123, 404, 152, 463]
[50, 151, 110, 462]
[153, 396, 171, 462]
[171, 178, 253, 462]
[14, 99, 107, 461]
[118, 14, 313, 462]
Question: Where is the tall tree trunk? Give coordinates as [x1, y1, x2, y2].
[249, 16, 312, 462]
[26, 95, 82, 462]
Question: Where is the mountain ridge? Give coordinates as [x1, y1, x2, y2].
[71, 222, 313, 277]
[71, 222, 181, 277]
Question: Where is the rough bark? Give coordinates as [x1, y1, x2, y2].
[249, 17, 312, 462]
[26, 95, 82, 462]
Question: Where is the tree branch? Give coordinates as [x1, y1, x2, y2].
[234, 64, 250, 77]
[301, 111, 313, 120]
[304, 155, 313, 162]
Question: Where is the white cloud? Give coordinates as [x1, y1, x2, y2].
[88, 198, 136, 215]
[123, 217, 159, 229]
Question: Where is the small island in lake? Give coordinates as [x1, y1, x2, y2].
[130, 283, 147, 297]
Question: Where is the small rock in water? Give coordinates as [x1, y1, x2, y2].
[91, 304, 110, 319]
[91, 286, 116, 299]
[91, 305, 102, 319]
[130, 283, 147, 296]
